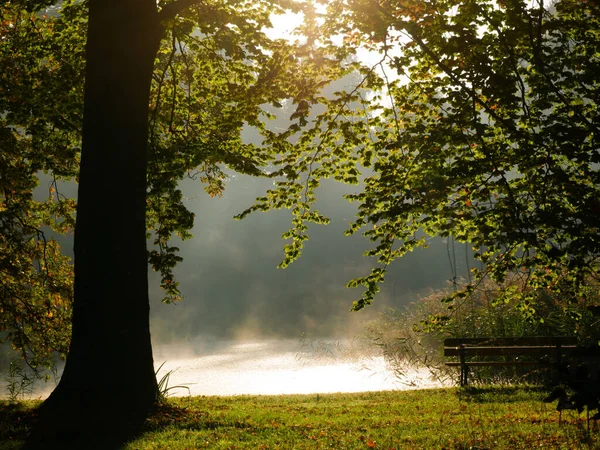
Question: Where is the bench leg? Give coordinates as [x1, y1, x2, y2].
[460, 365, 469, 387]
[460, 345, 468, 387]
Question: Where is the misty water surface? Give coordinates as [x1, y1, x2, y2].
[153, 339, 444, 396]
[6, 338, 444, 399]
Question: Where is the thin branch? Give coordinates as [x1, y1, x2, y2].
[168, 32, 178, 133]
[158, 0, 204, 23]
[149, 31, 178, 147]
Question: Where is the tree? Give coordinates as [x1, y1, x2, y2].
[8, 0, 597, 442]
[0, 0, 339, 446]
[241, 0, 600, 322]
[1, 3, 82, 373]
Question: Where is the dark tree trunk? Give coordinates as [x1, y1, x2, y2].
[27, 1, 164, 447]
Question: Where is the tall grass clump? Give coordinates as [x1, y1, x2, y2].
[0, 345, 61, 402]
[3, 359, 35, 402]
[155, 362, 190, 402]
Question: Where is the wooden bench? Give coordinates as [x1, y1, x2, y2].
[444, 336, 578, 386]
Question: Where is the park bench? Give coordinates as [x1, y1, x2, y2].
[444, 336, 578, 386]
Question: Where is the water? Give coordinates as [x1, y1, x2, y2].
[153, 339, 443, 397]
[3, 339, 444, 399]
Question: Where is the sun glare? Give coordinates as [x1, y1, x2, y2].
[153, 339, 444, 397]
[265, 11, 305, 42]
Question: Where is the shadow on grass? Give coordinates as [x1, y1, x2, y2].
[139, 400, 258, 434]
[0, 399, 254, 449]
[0, 401, 39, 443]
[457, 384, 548, 404]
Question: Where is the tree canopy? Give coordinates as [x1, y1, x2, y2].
[240, 0, 600, 322]
[3, 0, 600, 376]
[1, 0, 598, 444]
[1, 3, 82, 370]
[0, 0, 343, 375]
[2, 0, 356, 445]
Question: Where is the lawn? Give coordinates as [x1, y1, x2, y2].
[1, 386, 598, 449]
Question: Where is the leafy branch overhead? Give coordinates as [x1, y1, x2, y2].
[3, 0, 599, 373]
[239, 0, 600, 316]
[0, 2, 83, 369]
[0, 0, 341, 366]
[146, 0, 347, 302]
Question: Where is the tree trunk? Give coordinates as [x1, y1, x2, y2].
[27, 1, 163, 447]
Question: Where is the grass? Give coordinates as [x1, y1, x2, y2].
[0, 400, 39, 450]
[1, 386, 599, 449]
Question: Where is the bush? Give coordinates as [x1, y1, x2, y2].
[363, 273, 600, 386]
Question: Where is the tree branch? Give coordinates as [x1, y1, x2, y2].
[158, 0, 203, 22]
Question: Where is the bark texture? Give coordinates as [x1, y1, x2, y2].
[26, 1, 164, 447]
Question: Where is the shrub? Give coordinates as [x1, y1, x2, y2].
[363, 273, 600, 386]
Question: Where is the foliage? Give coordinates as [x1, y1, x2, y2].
[145, 0, 345, 302]
[415, 275, 600, 344]
[239, 0, 600, 319]
[544, 374, 600, 437]
[5, 0, 599, 410]
[0, 2, 83, 370]
[367, 276, 600, 385]
[0, 0, 340, 377]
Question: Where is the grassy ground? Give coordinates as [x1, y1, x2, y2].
[1, 386, 599, 449]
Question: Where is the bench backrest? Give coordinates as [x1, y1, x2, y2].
[444, 336, 577, 357]
[444, 337, 577, 347]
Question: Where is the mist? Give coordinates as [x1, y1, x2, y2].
[35, 164, 472, 343]
[147, 171, 471, 344]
